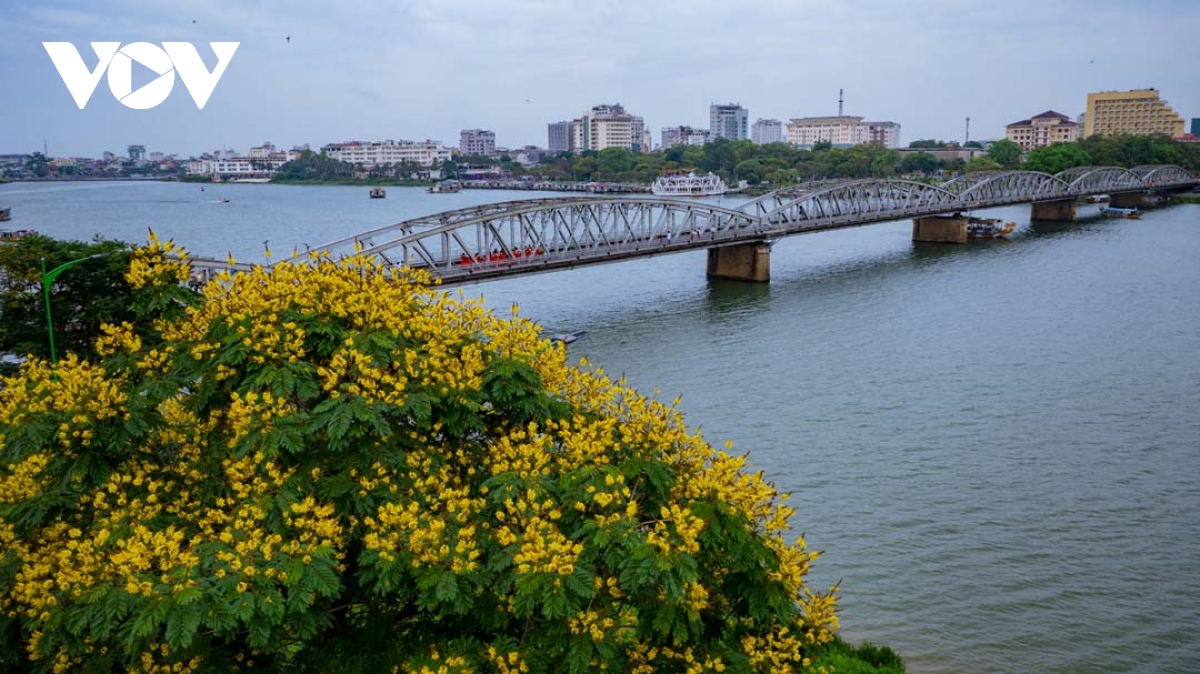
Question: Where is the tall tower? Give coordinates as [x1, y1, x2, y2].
[965, 117, 971, 145]
[838, 89, 844, 117]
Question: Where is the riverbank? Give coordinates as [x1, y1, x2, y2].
[270, 177, 435, 187]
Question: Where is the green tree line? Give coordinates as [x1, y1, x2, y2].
[526, 134, 1200, 187]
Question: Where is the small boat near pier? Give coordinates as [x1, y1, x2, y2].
[966, 217, 1015, 239]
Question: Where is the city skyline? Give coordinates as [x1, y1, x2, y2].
[2, 0, 1198, 158]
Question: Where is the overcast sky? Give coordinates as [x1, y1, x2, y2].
[2, 0, 1198, 158]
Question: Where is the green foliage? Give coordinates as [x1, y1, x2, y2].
[986, 139, 1023, 170]
[964, 156, 1002, 173]
[0, 252, 842, 673]
[273, 150, 357, 182]
[0, 235, 135, 367]
[811, 637, 905, 673]
[23, 153, 50, 178]
[907, 139, 953, 149]
[898, 152, 944, 176]
[1021, 142, 1091, 175]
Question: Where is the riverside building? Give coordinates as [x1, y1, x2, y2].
[751, 119, 783, 144]
[571, 104, 648, 152]
[785, 116, 901, 149]
[320, 140, 452, 167]
[548, 121, 574, 152]
[459, 130, 496, 157]
[1005, 111, 1079, 151]
[710, 103, 748, 140]
[1083, 89, 1185, 138]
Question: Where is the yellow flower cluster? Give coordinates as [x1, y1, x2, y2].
[125, 231, 190, 289]
[485, 647, 529, 674]
[0, 245, 841, 672]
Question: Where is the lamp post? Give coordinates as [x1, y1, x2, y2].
[40, 253, 109, 366]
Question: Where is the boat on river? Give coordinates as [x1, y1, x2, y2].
[0, 228, 35, 243]
[651, 171, 726, 197]
[428, 180, 461, 194]
[369, 187, 387, 199]
[0, 206, 10, 222]
[1100, 206, 1141, 219]
[966, 217, 1015, 239]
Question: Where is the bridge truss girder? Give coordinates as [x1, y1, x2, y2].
[759, 179, 962, 229]
[343, 197, 759, 280]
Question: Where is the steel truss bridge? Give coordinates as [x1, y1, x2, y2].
[191, 165, 1196, 284]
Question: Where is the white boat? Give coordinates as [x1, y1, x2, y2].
[1100, 206, 1140, 219]
[651, 171, 727, 197]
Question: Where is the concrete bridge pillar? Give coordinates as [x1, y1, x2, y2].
[707, 242, 771, 282]
[912, 215, 967, 243]
[1031, 199, 1076, 222]
[1109, 192, 1144, 209]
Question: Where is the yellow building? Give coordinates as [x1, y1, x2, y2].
[1084, 89, 1185, 138]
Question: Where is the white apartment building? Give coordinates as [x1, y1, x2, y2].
[186, 146, 300, 179]
[459, 129, 496, 157]
[321, 140, 452, 167]
[751, 119, 783, 144]
[786, 116, 901, 148]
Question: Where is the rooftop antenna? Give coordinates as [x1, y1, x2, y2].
[838, 89, 844, 117]
[965, 116, 971, 145]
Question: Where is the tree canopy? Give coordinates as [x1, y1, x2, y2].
[985, 140, 1022, 170]
[1020, 142, 1091, 175]
[0, 235, 137, 370]
[0, 239, 840, 673]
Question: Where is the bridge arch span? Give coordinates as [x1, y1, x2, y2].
[1054, 166, 1142, 194]
[954, 171, 1070, 206]
[325, 196, 760, 282]
[760, 179, 961, 229]
[1131, 164, 1195, 187]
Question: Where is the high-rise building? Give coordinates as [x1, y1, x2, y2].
[710, 103, 748, 140]
[1191, 118, 1200, 136]
[571, 104, 645, 152]
[1083, 89, 1185, 138]
[460, 129, 496, 157]
[751, 119, 783, 145]
[127, 144, 145, 161]
[1005, 111, 1078, 151]
[548, 121, 574, 153]
[661, 126, 712, 147]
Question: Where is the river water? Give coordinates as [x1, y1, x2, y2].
[3, 180, 1198, 673]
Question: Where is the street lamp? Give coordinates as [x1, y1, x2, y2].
[40, 253, 110, 366]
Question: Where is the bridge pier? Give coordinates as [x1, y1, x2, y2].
[912, 215, 967, 243]
[707, 242, 771, 283]
[1109, 192, 1144, 209]
[1031, 199, 1076, 222]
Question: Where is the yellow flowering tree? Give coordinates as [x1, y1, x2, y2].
[0, 238, 838, 673]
